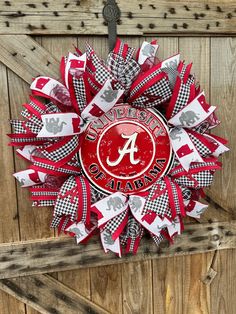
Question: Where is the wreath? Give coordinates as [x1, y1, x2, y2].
[9, 39, 228, 257]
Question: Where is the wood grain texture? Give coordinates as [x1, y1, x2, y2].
[208, 38, 236, 212]
[0, 220, 235, 280]
[210, 249, 236, 314]
[210, 37, 236, 314]
[0, 35, 59, 83]
[122, 261, 153, 314]
[179, 37, 212, 314]
[0, 274, 109, 314]
[0, 1, 235, 35]
[0, 53, 26, 314]
[6, 36, 56, 314]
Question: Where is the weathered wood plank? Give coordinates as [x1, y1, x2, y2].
[177, 37, 211, 314]
[0, 52, 19, 245]
[0, 220, 235, 280]
[0, 47, 26, 314]
[208, 37, 236, 212]
[0, 274, 109, 314]
[151, 36, 182, 314]
[0, 35, 59, 83]
[90, 264, 123, 312]
[0, 1, 235, 35]
[7, 37, 58, 314]
[210, 37, 236, 314]
[122, 261, 153, 314]
[210, 249, 236, 314]
[7, 36, 56, 314]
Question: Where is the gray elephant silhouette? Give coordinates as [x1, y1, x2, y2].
[17, 177, 25, 186]
[129, 196, 142, 213]
[171, 218, 179, 228]
[164, 59, 178, 69]
[103, 231, 115, 245]
[196, 207, 206, 215]
[179, 110, 200, 126]
[45, 118, 67, 135]
[170, 128, 182, 141]
[157, 223, 169, 232]
[106, 196, 124, 211]
[100, 86, 118, 103]
[142, 44, 155, 57]
[70, 227, 84, 238]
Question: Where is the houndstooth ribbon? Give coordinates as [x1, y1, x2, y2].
[90, 182, 184, 256]
[50, 175, 91, 234]
[168, 90, 219, 171]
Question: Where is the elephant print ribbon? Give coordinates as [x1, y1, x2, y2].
[36, 79, 124, 137]
[168, 90, 227, 171]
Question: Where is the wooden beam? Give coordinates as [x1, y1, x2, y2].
[0, 274, 108, 314]
[0, 35, 60, 83]
[0, 220, 235, 280]
[0, 1, 235, 35]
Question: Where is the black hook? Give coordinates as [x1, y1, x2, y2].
[102, 0, 121, 52]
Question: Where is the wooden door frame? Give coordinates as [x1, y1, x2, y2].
[0, 1, 235, 313]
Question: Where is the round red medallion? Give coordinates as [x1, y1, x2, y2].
[79, 104, 173, 194]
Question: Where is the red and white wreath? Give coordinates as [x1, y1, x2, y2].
[9, 39, 228, 257]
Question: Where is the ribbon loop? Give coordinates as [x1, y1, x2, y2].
[169, 127, 203, 171]
[37, 79, 124, 138]
[168, 91, 216, 128]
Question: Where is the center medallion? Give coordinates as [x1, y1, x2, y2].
[79, 104, 173, 194]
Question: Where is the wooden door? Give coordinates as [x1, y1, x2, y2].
[0, 1, 235, 313]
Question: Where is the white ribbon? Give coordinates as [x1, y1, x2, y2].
[92, 193, 175, 237]
[37, 112, 84, 138]
[36, 79, 124, 137]
[161, 54, 180, 69]
[168, 92, 219, 171]
[166, 216, 181, 237]
[30, 76, 71, 106]
[138, 41, 159, 65]
[185, 200, 208, 219]
[169, 127, 203, 172]
[168, 91, 216, 128]
[204, 134, 229, 157]
[66, 221, 97, 244]
[92, 192, 128, 227]
[16, 145, 37, 161]
[14, 169, 46, 187]
[81, 79, 124, 121]
[64, 52, 86, 88]
[100, 229, 121, 257]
